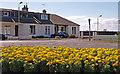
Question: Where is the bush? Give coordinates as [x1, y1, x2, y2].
[55, 36, 61, 39]
[69, 34, 76, 38]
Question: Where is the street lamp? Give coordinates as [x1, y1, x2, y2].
[88, 18, 91, 41]
[18, 2, 23, 23]
[97, 15, 102, 31]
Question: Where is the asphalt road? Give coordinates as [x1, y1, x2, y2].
[0, 38, 118, 49]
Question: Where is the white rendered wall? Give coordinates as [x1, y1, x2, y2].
[21, 24, 55, 37]
[36, 24, 55, 37]
[2, 24, 15, 35]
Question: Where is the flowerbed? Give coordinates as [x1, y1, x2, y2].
[0, 46, 120, 73]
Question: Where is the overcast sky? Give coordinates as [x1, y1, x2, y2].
[0, 0, 119, 31]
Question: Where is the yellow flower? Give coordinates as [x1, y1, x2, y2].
[33, 59, 37, 62]
[107, 62, 109, 64]
[24, 61, 27, 63]
[98, 60, 101, 63]
[91, 64, 95, 67]
[9, 61, 11, 64]
[65, 59, 69, 62]
[29, 63, 32, 65]
[20, 60, 23, 62]
[91, 59, 95, 62]
[77, 61, 81, 64]
[38, 60, 41, 63]
[113, 68, 117, 72]
[66, 65, 69, 68]
[84, 60, 88, 64]
[95, 63, 98, 66]
[69, 60, 73, 64]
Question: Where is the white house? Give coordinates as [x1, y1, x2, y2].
[0, 5, 80, 38]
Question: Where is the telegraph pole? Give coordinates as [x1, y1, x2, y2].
[88, 18, 91, 41]
[18, 2, 23, 23]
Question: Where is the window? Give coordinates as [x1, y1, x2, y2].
[72, 27, 76, 34]
[61, 27, 64, 31]
[3, 12, 9, 16]
[4, 26, 11, 34]
[45, 26, 47, 34]
[30, 25, 35, 34]
[48, 26, 50, 34]
[20, 13, 28, 18]
[41, 14, 48, 20]
[11, 12, 15, 17]
[45, 26, 50, 35]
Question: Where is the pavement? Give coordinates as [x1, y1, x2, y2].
[0, 38, 118, 49]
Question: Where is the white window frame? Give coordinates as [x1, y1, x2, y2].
[4, 26, 11, 34]
[72, 27, 76, 34]
[3, 12, 9, 16]
[45, 26, 50, 35]
[41, 14, 48, 20]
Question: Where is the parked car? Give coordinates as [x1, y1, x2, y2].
[51, 32, 69, 38]
[5, 34, 13, 39]
[0, 34, 5, 40]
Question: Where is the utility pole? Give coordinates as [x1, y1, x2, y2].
[97, 15, 102, 31]
[88, 18, 91, 41]
[18, 2, 23, 23]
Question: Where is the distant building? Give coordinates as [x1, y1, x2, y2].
[0, 5, 80, 37]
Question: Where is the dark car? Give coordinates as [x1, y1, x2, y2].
[51, 32, 69, 38]
[0, 34, 5, 40]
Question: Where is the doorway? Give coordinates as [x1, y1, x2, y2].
[15, 25, 18, 36]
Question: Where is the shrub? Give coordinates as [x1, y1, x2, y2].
[55, 36, 61, 39]
[69, 34, 76, 38]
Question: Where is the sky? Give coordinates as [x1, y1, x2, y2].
[0, 1, 119, 31]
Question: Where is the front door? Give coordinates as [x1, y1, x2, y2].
[15, 25, 18, 36]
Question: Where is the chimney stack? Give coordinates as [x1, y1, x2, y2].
[22, 4, 28, 12]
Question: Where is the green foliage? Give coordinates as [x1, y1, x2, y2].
[55, 36, 61, 39]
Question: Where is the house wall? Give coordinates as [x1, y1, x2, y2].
[19, 24, 30, 36]
[20, 24, 55, 37]
[36, 24, 55, 37]
[2, 22, 15, 35]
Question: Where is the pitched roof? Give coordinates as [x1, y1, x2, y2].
[0, 8, 80, 26]
[0, 16, 37, 24]
[50, 14, 79, 26]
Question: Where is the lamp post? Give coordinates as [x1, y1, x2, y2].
[88, 18, 91, 41]
[97, 15, 102, 31]
[18, 2, 23, 23]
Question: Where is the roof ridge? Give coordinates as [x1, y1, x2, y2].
[51, 14, 79, 26]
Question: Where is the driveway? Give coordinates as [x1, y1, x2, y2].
[0, 38, 118, 49]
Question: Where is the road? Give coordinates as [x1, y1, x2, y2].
[0, 38, 118, 49]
